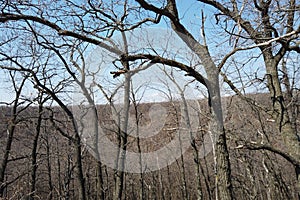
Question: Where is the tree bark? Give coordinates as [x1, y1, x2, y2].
[29, 99, 43, 200]
[113, 69, 130, 200]
[263, 52, 300, 199]
[74, 131, 86, 200]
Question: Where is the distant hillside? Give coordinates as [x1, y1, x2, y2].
[0, 92, 299, 199]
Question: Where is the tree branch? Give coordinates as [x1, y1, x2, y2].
[121, 53, 209, 88]
[0, 13, 123, 55]
[135, 0, 170, 16]
[198, 0, 259, 42]
[236, 142, 300, 168]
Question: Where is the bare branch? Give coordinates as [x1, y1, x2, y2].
[121, 53, 209, 88]
[218, 29, 300, 70]
[0, 13, 123, 55]
[236, 143, 300, 168]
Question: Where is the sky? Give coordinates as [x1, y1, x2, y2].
[0, 0, 295, 106]
[73, 26, 207, 105]
[0, 71, 15, 104]
[0, 0, 206, 106]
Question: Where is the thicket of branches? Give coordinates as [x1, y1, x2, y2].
[0, 0, 299, 199]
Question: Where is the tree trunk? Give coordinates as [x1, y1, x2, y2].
[74, 131, 86, 200]
[180, 91, 199, 200]
[29, 101, 43, 199]
[0, 118, 15, 198]
[0, 77, 25, 197]
[264, 53, 300, 198]
[88, 105, 105, 200]
[45, 133, 53, 200]
[169, 15, 233, 200]
[96, 161, 105, 200]
[113, 72, 130, 200]
[207, 73, 233, 200]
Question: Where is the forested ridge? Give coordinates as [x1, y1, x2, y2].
[0, 93, 299, 199]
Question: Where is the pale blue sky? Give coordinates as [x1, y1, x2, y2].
[1, 0, 297, 105]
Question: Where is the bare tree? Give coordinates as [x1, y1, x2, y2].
[0, 71, 29, 197]
[195, 0, 299, 196]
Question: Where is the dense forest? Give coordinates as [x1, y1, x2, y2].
[0, 0, 299, 199]
[0, 94, 299, 199]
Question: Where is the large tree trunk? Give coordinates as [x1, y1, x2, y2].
[163, 1, 234, 197]
[208, 73, 233, 200]
[263, 52, 300, 199]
